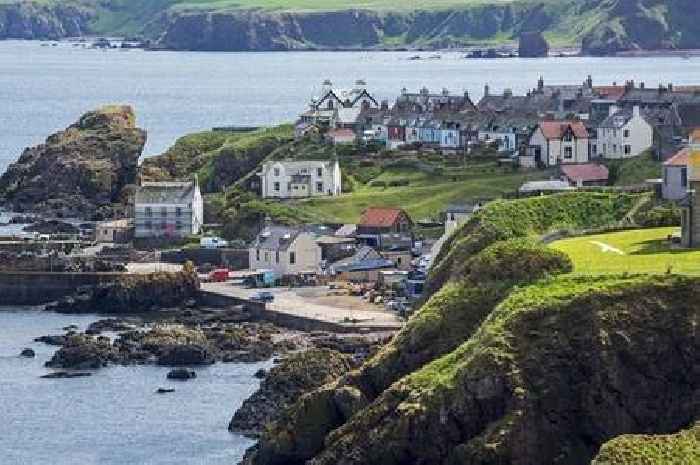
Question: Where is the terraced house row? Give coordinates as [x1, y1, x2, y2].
[296, 77, 700, 169]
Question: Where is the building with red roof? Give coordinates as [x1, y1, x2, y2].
[357, 207, 413, 250]
[560, 163, 609, 187]
[524, 120, 590, 167]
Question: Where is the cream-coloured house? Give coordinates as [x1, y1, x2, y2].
[524, 120, 590, 167]
[595, 106, 653, 159]
[258, 160, 341, 199]
[249, 225, 322, 275]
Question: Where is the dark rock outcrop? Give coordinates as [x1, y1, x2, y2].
[229, 349, 353, 437]
[45, 334, 117, 369]
[518, 31, 548, 57]
[166, 368, 197, 380]
[47, 264, 200, 314]
[0, 105, 146, 219]
[157, 344, 213, 366]
[20, 348, 35, 357]
[41, 371, 92, 379]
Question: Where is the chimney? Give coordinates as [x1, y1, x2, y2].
[538, 76, 544, 91]
[442, 88, 449, 96]
[504, 88, 513, 98]
[380, 99, 389, 111]
[640, 82, 645, 89]
[484, 84, 490, 97]
[401, 87, 408, 95]
[668, 83, 674, 92]
[586, 75, 593, 88]
[632, 105, 641, 118]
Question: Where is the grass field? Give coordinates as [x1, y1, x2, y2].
[290, 163, 546, 223]
[550, 227, 700, 275]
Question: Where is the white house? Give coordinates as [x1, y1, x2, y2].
[478, 124, 517, 153]
[297, 79, 378, 131]
[249, 225, 322, 275]
[662, 148, 689, 201]
[134, 179, 203, 239]
[444, 204, 479, 234]
[596, 106, 653, 159]
[258, 160, 342, 199]
[525, 120, 590, 167]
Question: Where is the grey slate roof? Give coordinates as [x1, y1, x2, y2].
[135, 181, 196, 205]
[252, 225, 301, 251]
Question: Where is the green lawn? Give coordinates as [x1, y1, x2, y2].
[550, 227, 700, 275]
[290, 164, 546, 223]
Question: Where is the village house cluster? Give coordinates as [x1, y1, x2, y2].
[293, 77, 700, 188]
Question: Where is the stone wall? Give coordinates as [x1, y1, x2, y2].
[0, 272, 122, 305]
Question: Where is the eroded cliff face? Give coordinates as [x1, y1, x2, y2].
[0, 105, 145, 219]
[581, 0, 700, 55]
[0, 2, 93, 40]
[153, 4, 552, 51]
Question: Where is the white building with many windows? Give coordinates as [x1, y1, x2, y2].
[595, 106, 654, 159]
[134, 179, 203, 239]
[258, 160, 341, 199]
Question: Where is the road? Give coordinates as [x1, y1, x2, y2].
[202, 282, 403, 330]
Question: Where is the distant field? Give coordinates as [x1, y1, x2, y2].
[290, 163, 545, 223]
[550, 227, 700, 275]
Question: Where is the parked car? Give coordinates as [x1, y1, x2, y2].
[250, 291, 274, 303]
[207, 268, 229, 282]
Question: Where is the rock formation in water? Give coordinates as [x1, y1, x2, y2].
[518, 31, 549, 57]
[229, 349, 354, 437]
[0, 105, 146, 219]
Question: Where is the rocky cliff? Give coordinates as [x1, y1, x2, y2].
[581, 0, 700, 55]
[246, 192, 699, 465]
[0, 105, 145, 219]
[0, 1, 93, 40]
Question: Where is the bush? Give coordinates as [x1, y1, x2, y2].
[388, 179, 410, 187]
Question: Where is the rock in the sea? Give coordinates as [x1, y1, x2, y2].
[519, 31, 549, 58]
[229, 349, 353, 437]
[20, 348, 36, 357]
[157, 344, 213, 366]
[156, 387, 176, 393]
[254, 368, 267, 379]
[34, 335, 68, 346]
[45, 334, 117, 369]
[166, 368, 197, 380]
[0, 105, 146, 219]
[41, 371, 92, 379]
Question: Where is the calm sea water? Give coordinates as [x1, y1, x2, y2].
[3, 40, 700, 174]
[0, 308, 265, 465]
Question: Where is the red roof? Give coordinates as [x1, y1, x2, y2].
[664, 148, 690, 167]
[539, 121, 589, 140]
[359, 207, 410, 227]
[593, 86, 627, 101]
[560, 164, 609, 182]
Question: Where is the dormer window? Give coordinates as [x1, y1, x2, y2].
[273, 167, 280, 176]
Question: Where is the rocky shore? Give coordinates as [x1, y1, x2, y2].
[0, 105, 145, 219]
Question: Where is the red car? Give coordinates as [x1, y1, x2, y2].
[208, 269, 229, 282]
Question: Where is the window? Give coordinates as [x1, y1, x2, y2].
[256, 249, 260, 261]
[274, 167, 280, 176]
[624, 129, 630, 138]
[176, 207, 182, 217]
[275, 251, 280, 263]
[682, 167, 688, 187]
[624, 145, 631, 155]
[602, 144, 607, 153]
[317, 167, 323, 176]
[289, 251, 296, 264]
[176, 221, 183, 230]
[664, 169, 668, 185]
[273, 182, 280, 191]
[145, 207, 152, 217]
[316, 182, 323, 192]
[564, 147, 573, 159]
[563, 131, 573, 142]
[145, 220, 152, 229]
[161, 207, 167, 217]
[592, 144, 597, 156]
[264, 252, 270, 262]
[613, 144, 618, 153]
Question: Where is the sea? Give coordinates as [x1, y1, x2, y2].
[2, 39, 700, 465]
